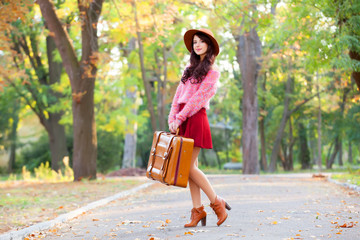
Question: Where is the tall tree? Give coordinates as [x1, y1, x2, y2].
[213, 0, 267, 174]
[9, 26, 69, 171]
[37, 0, 104, 180]
[236, 23, 261, 174]
[1, 2, 69, 171]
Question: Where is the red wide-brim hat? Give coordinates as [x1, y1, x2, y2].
[183, 28, 220, 56]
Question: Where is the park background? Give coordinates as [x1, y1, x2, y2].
[0, 0, 360, 180]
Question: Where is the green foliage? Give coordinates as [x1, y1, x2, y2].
[18, 158, 74, 182]
[96, 130, 124, 173]
[135, 114, 154, 168]
[19, 134, 52, 172]
[298, 122, 311, 169]
[18, 130, 124, 174]
[218, 141, 242, 163]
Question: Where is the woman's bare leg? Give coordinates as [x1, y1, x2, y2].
[189, 147, 217, 204]
[189, 149, 201, 208]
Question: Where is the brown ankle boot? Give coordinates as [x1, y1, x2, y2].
[210, 196, 231, 226]
[184, 205, 207, 228]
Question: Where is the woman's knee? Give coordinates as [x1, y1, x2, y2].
[189, 165, 199, 176]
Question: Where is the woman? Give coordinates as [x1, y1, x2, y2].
[168, 28, 231, 227]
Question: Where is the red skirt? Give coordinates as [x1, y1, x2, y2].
[178, 103, 213, 149]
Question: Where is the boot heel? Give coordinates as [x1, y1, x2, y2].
[201, 216, 206, 226]
[225, 202, 231, 210]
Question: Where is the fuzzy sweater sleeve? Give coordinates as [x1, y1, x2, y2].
[168, 82, 183, 126]
[175, 70, 220, 126]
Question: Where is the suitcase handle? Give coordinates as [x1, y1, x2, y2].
[160, 146, 173, 181]
[149, 132, 176, 182]
[159, 135, 176, 183]
[148, 131, 166, 179]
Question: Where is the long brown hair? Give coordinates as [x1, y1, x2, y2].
[181, 32, 216, 84]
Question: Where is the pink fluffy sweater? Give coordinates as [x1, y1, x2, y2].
[168, 69, 220, 127]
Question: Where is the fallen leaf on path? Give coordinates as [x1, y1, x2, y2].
[191, 229, 208, 233]
[339, 222, 355, 228]
[184, 231, 193, 235]
[312, 173, 326, 178]
[92, 218, 100, 221]
[272, 221, 278, 225]
[165, 219, 171, 223]
[143, 225, 150, 228]
[121, 220, 142, 225]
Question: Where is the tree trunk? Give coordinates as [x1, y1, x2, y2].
[316, 72, 322, 171]
[338, 139, 343, 166]
[326, 141, 334, 166]
[259, 73, 267, 171]
[133, 0, 157, 132]
[310, 138, 317, 166]
[8, 99, 19, 173]
[269, 63, 292, 172]
[327, 137, 340, 169]
[348, 140, 353, 164]
[38, 0, 104, 180]
[278, 144, 287, 170]
[298, 122, 311, 169]
[287, 117, 294, 171]
[235, 25, 261, 174]
[10, 24, 68, 171]
[46, 35, 68, 171]
[122, 38, 138, 169]
[122, 89, 138, 168]
[213, 145, 222, 170]
[337, 87, 349, 167]
[201, 148, 209, 167]
[155, 47, 168, 131]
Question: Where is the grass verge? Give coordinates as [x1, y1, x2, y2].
[331, 172, 360, 186]
[0, 177, 146, 234]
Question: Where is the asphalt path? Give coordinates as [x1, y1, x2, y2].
[28, 174, 359, 240]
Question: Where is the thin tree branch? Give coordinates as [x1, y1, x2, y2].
[288, 86, 334, 116]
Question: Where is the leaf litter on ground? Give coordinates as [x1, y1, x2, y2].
[0, 177, 145, 234]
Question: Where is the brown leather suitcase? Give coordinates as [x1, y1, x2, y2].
[146, 131, 194, 188]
